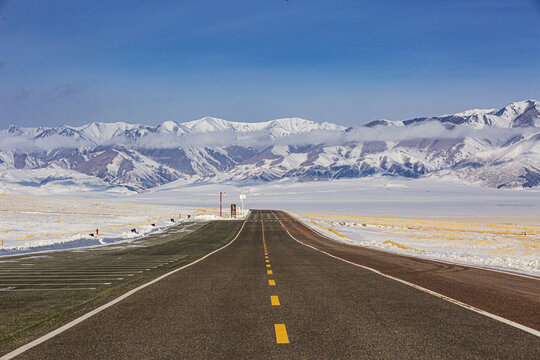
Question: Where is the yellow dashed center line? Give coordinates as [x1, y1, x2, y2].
[261, 212, 290, 344]
[274, 324, 290, 344]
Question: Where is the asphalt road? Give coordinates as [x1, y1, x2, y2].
[276, 210, 540, 331]
[0, 220, 241, 354]
[6, 210, 540, 359]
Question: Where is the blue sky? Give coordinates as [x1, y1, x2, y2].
[0, 0, 539, 128]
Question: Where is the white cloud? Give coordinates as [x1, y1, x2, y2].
[0, 121, 536, 153]
[0, 134, 92, 152]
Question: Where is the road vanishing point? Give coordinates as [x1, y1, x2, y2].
[2, 210, 539, 359]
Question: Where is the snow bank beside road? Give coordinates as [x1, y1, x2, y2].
[192, 212, 249, 222]
[0, 194, 216, 256]
[294, 212, 540, 277]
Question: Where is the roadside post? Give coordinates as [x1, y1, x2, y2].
[220, 192, 226, 217]
[240, 193, 246, 216]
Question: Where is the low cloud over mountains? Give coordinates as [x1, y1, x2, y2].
[1, 100, 539, 191]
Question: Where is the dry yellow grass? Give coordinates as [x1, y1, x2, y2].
[302, 212, 540, 256]
[310, 220, 352, 240]
[382, 240, 424, 253]
[192, 207, 206, 217]
[0, 194, 207, 247]
[101, 223, 136, 231]
[8, 234, 35, 241]
[302, 213, 540, 236]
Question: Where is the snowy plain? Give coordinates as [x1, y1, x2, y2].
[0, 193, 227, 257]
[0, 176, 539, 277]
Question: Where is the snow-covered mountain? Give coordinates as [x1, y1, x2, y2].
[1, 100, 539, 191]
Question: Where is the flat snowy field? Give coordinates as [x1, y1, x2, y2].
[1, 177, 538, 276]
[0, 194, 228, 256]
[296, 213, 539, 276]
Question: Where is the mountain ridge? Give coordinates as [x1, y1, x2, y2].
[1, 100, 539, 191]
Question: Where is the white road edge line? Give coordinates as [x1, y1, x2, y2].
[290, 212, 539, 281]
[271, 211, 540, 338]
[0, 217, 249, 360]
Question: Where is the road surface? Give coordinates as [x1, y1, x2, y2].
[4, 210, 540, 359]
